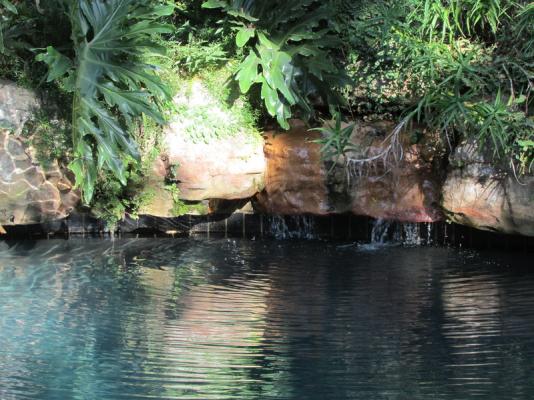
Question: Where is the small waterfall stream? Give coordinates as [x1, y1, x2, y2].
[267, 215, 434, 245]
[370, 219, 434, 246]
[268, 215, 317, 240]
[370, 219, 391, 244]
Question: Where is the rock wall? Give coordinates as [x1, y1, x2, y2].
[254, 122, 330, 215]
[0, 130, 79, 226]
[0, 80, 40, 133]
[163, 129, 265, 201]
[1, 80, 532, 237]
[254, 121, 444, 222]
[442, 140, 534, 236]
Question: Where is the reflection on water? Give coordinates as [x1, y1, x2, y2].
[0, 239, 533, 399]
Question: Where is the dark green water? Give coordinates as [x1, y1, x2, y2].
[0, 238, 533, 399]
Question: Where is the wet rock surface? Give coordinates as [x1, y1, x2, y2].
[442, 140, 534, 236]
[0, 130, 79, 226]
[254, 123, 331, 215]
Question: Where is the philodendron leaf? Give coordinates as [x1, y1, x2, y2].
[201, 0, 226, 9]
[261, 78, 280, 117]
[36, 47, 73, 82]
[214, 0, 344, 129]
[236, 52, 259, 93]
[37, 0, 173, 204]
[0, 0, 17, 14]
[236, 27, 255, 47]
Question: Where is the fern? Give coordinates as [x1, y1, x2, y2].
[37, 0, 174, 203]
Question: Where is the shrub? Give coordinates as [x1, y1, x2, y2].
[36, 0, 175, 203]
[336, 0, 534, 173]
[202, 0, 347, 129]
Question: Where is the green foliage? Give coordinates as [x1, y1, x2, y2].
[165, 183, 208, 216]
[0, 0, 18, 54]
[412, 0, 509, 42]
[167, 0, 235, 75]
[171, 70, 261, 144]
[91, 164, 156, 230]
[337, 0, 534, 174]
[21, 112, 71, 167]
[311, 112, 356, 167]
[173, 39, 227, 74]
[36, 0, 174, 203]
[202, 0, 347, 129]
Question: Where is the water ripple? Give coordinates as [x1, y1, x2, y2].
[0, 239, 533, 399]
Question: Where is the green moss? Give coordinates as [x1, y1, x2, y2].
[165, 183, 209, 217]
[149, 39, 261, 145]
[20, 111, 71, 168]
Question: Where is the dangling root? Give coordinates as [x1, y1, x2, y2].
[345, 116, 409, 181]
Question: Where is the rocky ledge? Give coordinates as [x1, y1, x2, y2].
[442, 140, 534, 237]
[254, 120, 444, 222]
[0, 130, 79, 228]
[1, 81, 532, 237]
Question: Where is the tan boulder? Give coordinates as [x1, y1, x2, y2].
[442, 140, 534, 236]
[0, 80, 40, 133]
[162, 127, 265, 202]
[254, 124, 330, 215]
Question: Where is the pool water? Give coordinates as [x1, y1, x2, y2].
[0, 238, 533, 399]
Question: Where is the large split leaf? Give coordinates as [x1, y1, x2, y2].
[203, 0, 346, 129]
[37, 0, 174, 203]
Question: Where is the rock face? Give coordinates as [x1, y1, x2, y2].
[0, 130, 79, 226]
[254, 120, 443, 222]
[442, 140, 534, 236]
[162, 128, 265, 202]
[343, 121, 443, 222]
[0, 80, 40, 133]
[254, 123, 330, 215]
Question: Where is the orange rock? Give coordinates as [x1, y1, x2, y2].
[254, 120, 443, 222]
[442, 140, 534, 236]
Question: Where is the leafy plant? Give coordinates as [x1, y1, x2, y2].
[310, 111, 356, 171]
[412, 0, 509, 42]
[336, 0, 533, 174]
[36, 0, 174, 203]
[202, 0, 347, 129]
[21, 111, 71, 167]
[0, 0, 24, 55]
[91, 164, 156, 230]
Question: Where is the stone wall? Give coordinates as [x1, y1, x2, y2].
[442, 140, 534, 237]
[0, 130, 79, 226]
[0, 80, 40, 133]
[1, 80, 532, 237]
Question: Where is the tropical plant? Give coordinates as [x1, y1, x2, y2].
[0, 0, 21, 54]
[202, 0, 347, 129]
[311, 112, 356, 167]
[37, 0, 174, 203]
[336, 0, 534, 174]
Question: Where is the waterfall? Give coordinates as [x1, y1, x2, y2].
[370, 219, 392, 244]
[269, 215, 317, 240]
[401, 223, 421, 246]
[369, 219, 434, 246]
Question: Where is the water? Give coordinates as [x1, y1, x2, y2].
[0, 238, 533, 399]
[268, 215, 316, 240]
[370, 219, 434, 246]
